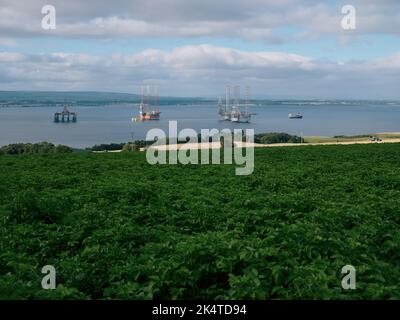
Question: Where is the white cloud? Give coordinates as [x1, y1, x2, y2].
[0, 52, 25, 62]
[0, 0, 399, 41]
[0, 44, 399, 98]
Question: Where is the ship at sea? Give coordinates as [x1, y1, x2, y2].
[218, 85, 251, 123]
[139, 108, 161, 121]
[231, 109, 251, 123]
[133, 85, 161, 122]
[288, 112, 303, 119]
[231, 85, 251, 123]
[217, 96, 231, 121]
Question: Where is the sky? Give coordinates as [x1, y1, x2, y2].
[0, 0, 400, 98]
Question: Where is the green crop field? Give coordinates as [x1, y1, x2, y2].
[1, 144, 400, 299]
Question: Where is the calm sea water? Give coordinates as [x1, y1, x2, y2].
[1, 102, 400, 148]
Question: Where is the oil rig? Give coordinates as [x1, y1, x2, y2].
[218, 85, 251, 123]
[217, 86, 231, 121]
[54, 102, 77, 123]
[132, 85, 161, 122]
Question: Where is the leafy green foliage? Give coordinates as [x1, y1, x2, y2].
[88, 140, 151, 152]
[88, 143, 126, 152]
[1, 144, 400, 299]
[0, 142, 72, 155]
[254, 132, 301, 144]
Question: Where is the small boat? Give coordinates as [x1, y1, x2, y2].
[288, 112, 303, 119]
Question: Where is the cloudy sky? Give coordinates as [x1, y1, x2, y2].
[0, 0, 400, 98]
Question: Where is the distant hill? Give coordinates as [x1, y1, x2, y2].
[0, 91, 211, 107]
[1, 91, 398, 108]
